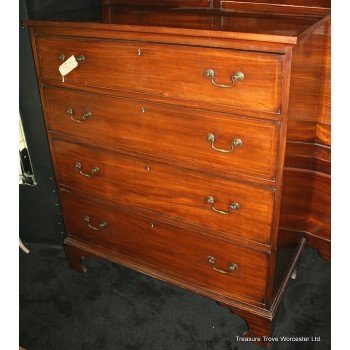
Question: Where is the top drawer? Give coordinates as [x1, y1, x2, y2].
[36, 36, 283, 115]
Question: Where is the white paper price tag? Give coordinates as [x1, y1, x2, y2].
[59, 55, 79, 82]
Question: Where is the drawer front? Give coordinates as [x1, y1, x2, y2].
[61, 191, 269, 304]
[52, 139, 274, 244]
[37, 36, 283, 114]
[44, 87, 279, 181]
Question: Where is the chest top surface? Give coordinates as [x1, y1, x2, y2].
[24, 3, 329, 45]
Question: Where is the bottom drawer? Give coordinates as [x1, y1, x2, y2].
[61, 190, 269, 305]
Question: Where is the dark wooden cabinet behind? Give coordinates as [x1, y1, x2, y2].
[24, 0, 330, 346]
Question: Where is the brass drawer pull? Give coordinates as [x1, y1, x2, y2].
[207, 256, 238, 274]
[58, 53, 66, 62]
[75, 55, 85, 63]
[66, 107, 92, 123]
[75, 162, 99, 177]
[205, 196, 240, 215]
[84, 216, 107, 231]
[204, 68, 244, 88]
[206, 133, 242, 153]
[58, 53, 85, 63]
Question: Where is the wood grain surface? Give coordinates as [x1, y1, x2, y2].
[52, 138, 275, 245]
[62, 190, 269, 305]
[36, 36, 283, 114]
[44, 86, 280, 183]
[281, 18, 330, 259]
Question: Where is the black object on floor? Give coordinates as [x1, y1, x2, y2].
[19, 244, 330, 350]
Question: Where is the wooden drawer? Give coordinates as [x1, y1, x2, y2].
[44, 87, 279, 182]
[61, 191, 269, 304]
[52, 139, 274, 244]
[36, 36, 283, 114]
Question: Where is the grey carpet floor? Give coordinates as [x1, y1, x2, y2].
[19, 244, 330, 350]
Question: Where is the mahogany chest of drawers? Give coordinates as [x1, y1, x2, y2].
[24, 0, 331, 346]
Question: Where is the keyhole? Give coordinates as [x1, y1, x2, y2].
[150, 222, 155, 228]
[137, 49, 142, 56]
[141, 107, 145, 113]
[145, 165, 151, 171]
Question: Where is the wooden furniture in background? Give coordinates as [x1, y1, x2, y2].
[280, 15, 331, 260]
[24, 0, 330, 346]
